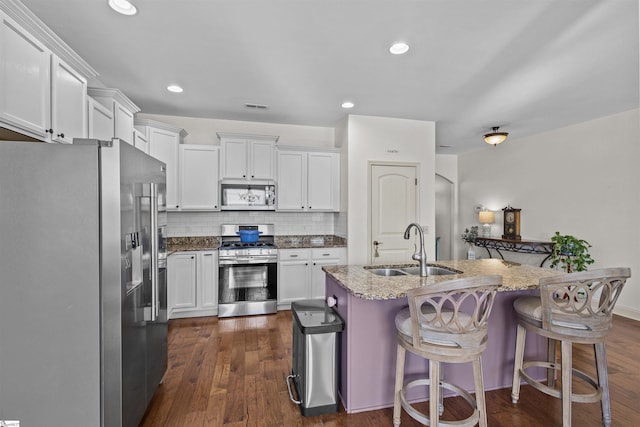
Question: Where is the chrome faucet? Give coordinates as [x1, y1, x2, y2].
[404, 222, 428, 277]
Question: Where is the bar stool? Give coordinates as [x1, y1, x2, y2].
[511, 268, 631, 427]
[393, 275, 501, 427]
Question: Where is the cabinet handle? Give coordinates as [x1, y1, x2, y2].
[309, 206, 312, 209]
[46, 128, 53, 134]
[204, 253, 213, 257]
[57, 133, 65, 138]
[313, 262, 316, 266]
[176, 205, 179, 208]
[251, 175, 254, 178]
[243, 174, 246, 178]
[305, 263, 308, 266]
[322, 253, 330, 256]
[190, 256, 194, 259]
[290, 254, 298, 258]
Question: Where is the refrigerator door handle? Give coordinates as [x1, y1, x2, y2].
[150, 182, 159, 321]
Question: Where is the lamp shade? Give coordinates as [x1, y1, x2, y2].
[479, 210, 495, 224]
[484, 127, 508, 145]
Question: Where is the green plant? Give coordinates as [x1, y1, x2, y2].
[549, 232, 595, 272]
[461, 226, 478, 244]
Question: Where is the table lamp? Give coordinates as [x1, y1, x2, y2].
[479, 210, 495, 237]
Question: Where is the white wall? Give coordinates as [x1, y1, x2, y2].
[458, 108, 640, 319]
[136, 113, 335, 147]
[345, 115, 436, 264]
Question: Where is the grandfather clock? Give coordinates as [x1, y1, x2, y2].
[502, 206, 521, 240]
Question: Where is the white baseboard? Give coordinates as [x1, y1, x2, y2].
[614, 305, 640, 321]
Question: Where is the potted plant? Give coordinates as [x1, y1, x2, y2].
[549, 232, 595, 272]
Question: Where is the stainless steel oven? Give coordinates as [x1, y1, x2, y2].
[218, 224, 277, 317]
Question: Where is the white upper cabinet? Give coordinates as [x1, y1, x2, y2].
[0, 12, 50, 139]
[276, 150, 306, 210]
[179, 144, 219, 211]
[51, 56, 87, 144]
[0, 9, 95, 143]
[87, 97, 114, 141]
[276, 147, 340, 212]
[88, 87, 140, 145]
[217, 132, 278, 181]
[307, 152, 340, 211]
[132, 128, 149, 154]
[135, 118, 187, 211]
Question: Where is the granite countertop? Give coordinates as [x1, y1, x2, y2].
[275, 235, 347, 249]
[167, 236, 219, 254]
[322, 258, 564, 300]
[167, 234, 346, 254]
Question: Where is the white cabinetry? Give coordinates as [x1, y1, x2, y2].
[310, 248, 346, 299]
[50, 56, 87, 144]
[88, 87, 140, 145]
[87, 97, 114, 140]
[278, 249, 310, 306]
[135, 118, 187, 210]
[0, 12, 89, 143]
[132, 129, 149, 154]
[168, 251, 218, 319]
[217, 132, 278, 181]
[276, 148, 340, 211]
[179, 144, 219, 210]
[278, 247, 346, 308]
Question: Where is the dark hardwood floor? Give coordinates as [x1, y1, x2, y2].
[140, 312, 640, 426]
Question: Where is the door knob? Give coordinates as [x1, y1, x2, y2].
[373, 240, 382, 258]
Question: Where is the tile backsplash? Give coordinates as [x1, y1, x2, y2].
[167, 211, 342, 237]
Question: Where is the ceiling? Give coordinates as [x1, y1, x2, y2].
[20, 0, 639, 154]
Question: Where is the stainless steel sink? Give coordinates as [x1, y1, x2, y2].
[398, 266, 460, 276]
[367, 268, 408, 276]
[365, 265, 461, 276]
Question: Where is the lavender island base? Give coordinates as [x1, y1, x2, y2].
[323, 259, 561, 413]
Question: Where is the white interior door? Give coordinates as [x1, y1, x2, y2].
[370, 164, 418, 264]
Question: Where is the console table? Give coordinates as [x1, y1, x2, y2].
[474, 237, 554, 267]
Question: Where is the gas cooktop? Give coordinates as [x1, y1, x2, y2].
[219, 241, 276, 249]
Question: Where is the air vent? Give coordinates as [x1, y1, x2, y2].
[245, 103, 269, 109]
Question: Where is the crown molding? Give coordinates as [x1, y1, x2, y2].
[134, 118, 188, 138]
[216, 132, 280, 143]
[88, 87, 141, 114]
[0, 0, 98, 79]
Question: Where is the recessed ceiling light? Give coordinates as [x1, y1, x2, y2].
[389, 42, 409, 55]
[167, 85, 183, 93]
[341, 101, 354, 109]
[108, 0, 137, 16]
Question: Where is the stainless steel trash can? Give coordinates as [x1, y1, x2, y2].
[286, 299, 344, 416]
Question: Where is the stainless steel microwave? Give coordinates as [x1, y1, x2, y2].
[220, 181, 276, 210]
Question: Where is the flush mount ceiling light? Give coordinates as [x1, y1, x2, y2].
[108, 0, 137, 15]
[341, 101, 355, 109]
[167, 85, 183, 93]
[484, 126, 509, 146]
[389, 42, 410, 55]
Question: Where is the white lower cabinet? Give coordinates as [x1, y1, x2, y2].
[278, 247, 346, 309]
[168, 251, 218, 319]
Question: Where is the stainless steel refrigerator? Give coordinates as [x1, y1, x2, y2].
[0, 139, 168, 427]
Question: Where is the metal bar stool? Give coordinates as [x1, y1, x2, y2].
[511, 267, 631, 427]
[393, 275, 501, 427]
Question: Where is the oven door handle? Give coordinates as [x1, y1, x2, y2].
[219, 257, 276, 265]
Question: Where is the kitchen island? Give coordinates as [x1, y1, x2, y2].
[323, 258, 563, 414]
